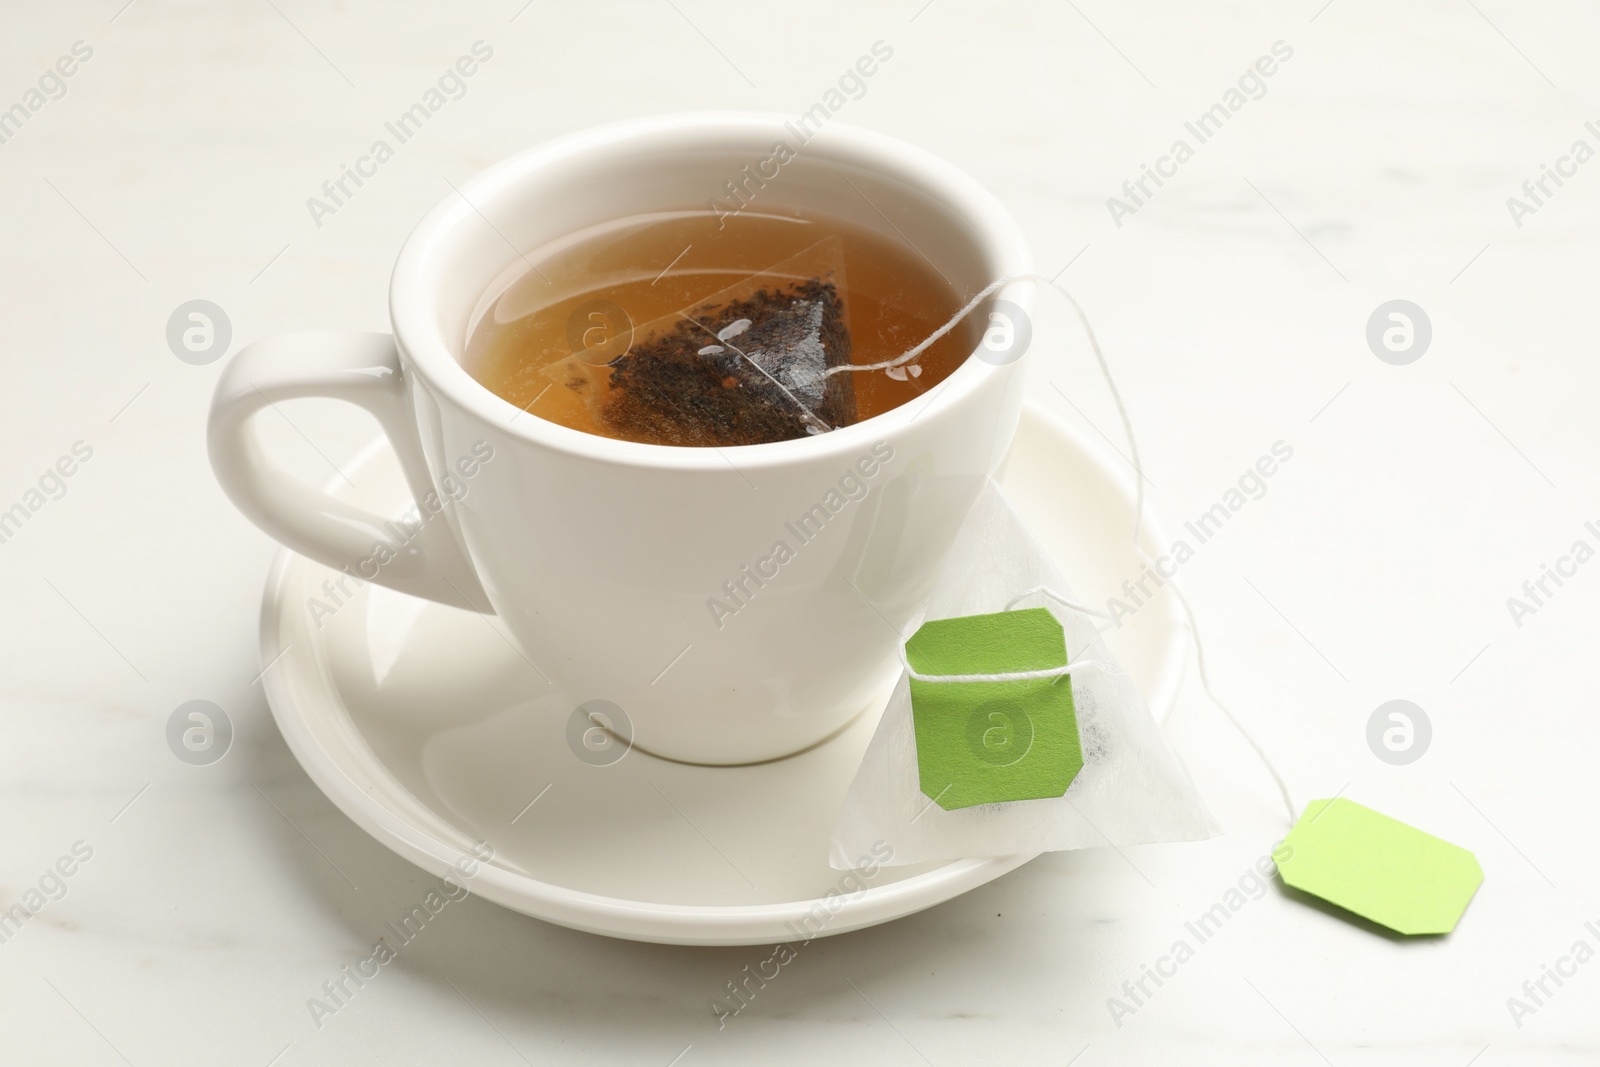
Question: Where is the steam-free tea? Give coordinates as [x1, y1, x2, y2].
[464, 209, 971, 446]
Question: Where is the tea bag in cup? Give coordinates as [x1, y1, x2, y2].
[542, 237, 856, 446]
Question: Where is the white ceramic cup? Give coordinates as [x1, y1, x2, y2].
[209, 113, 1032, 765]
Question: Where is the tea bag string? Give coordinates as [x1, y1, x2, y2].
[854, 273, 1297, 827]
[1003, 584, 1108, 620]
[898, 587, 1115, 682]
[1061, 291, 1298, 826]
[898, 653, 1112, 685]
[824, 273, 1146, 540]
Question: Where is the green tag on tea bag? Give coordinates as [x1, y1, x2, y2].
[1276, 798, 1484, 935]
[906, 607, 1084, 811]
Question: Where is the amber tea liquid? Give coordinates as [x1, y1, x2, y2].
[464, 209, 972, 445]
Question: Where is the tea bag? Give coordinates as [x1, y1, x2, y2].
[829, 479, 1219, 868]
[545, 237, 857, 446]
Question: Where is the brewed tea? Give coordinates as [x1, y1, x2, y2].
[464, 209, 972, 446]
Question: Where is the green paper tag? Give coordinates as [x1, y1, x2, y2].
[1276, 798, 1484, 935]
[906, 607, 1083, 811]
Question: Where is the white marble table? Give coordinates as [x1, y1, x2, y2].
[2, 1, 1597, 1062]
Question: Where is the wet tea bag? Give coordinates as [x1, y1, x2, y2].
[544, 237, 857, 446]
[829, 479, 1219, 868]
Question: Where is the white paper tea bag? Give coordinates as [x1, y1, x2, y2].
[829, 479, 1219, 868]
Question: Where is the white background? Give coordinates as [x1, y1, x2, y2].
[2, 0, 1597, 1063]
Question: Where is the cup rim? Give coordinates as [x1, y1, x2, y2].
[389, 111, 1033, 472]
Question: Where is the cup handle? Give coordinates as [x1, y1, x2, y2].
[207, 331, 491, 612]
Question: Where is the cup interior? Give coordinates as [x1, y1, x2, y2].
[391, 113, 1031, 457]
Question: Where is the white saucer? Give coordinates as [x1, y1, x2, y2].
[259, 402, 1186, 946]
